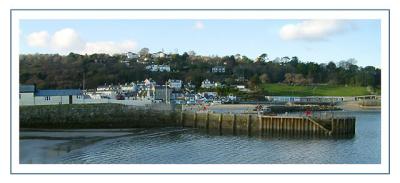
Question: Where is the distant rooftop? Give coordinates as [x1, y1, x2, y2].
[20, 85, 35, 93]
[35, 89, 82, 96]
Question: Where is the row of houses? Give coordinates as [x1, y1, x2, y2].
[144, 64, 226, 74]
[126, 51, 168, 60]
[19, 78, 226, 106]
[19, 82, 237, 106]
[125, 51, 226, 73]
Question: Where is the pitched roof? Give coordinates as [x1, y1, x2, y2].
[35, 89, 82, 96]
[20, 85, 35, 93]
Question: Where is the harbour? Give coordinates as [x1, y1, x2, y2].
[20, 103, 356, 138]
[19, 110, 380, 164]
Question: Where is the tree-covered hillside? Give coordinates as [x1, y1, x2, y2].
[19, 52, 381, 91]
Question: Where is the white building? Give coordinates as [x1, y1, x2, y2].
[120, 82, 138, 93]
[201, 79, 215, 89]
[168, 79, 183, 90]
[145, 64, 171, 72]
[212, 66, 225, 73]
[19, 85, 35, 106]
[153, 51, 166, 58]
[227, 94, 237, 101]
[214, 82, 223, 88]
[200, 92, 218, 98]
[96, 84, 119, 99]
[19, 85, 84, 106]
[34, 89, 84, 105]
[236, 85, 250, 92]
[126, 52, 139, 59]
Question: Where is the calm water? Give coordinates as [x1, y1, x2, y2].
[20, 110, 381, 164]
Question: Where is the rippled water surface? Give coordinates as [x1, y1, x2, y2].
[20, 111, 381, 164]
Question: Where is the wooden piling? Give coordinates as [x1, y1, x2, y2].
[180, 112, 184, 127]
[247, 115, 251, 135]
[193, 112, 197, 128]
[178, 111, 355, 138]
[259, 115, 263, 136]
[218, 113, 223, 133]
[206, 112, 210, 130]
[233, 114, 237, 135]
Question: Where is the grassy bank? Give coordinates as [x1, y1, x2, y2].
[262, 84, 375, 96]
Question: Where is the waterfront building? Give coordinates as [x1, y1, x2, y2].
[96, 84, 119, 99]
[154, 85, 173, 103]
[199, 92, 218, 99]
[19, 84, 35, 106]
[34, 89, 84, 105]
[120, 82, 138, 93]
[19, 84, 84, 106]
[168, 79, 183, 90]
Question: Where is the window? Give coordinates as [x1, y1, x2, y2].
[19, 94, 21, 99]
[45, 96, 51, 101]
[76, 95, 82, 99]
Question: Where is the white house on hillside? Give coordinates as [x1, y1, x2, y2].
[153, 51, 166, 58]
[212, 66, 225, 73]
[126, 52, 139, 59]
[201, 79, 214, 89]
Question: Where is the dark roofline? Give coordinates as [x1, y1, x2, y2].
[35, 89, 83, 96]
[20, 84, 35, 93]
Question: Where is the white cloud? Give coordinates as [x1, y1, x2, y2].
[26, 31, 49, 47]
[82, 40, 138, 55]
[26, 28, 137, 55]
[194, 21, 204, 30]
[50, 28, 85, 52]
[279, 20, 349, 41]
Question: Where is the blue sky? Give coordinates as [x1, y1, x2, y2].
[19, 19, 381, 67]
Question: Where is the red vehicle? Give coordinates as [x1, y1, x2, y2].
[305, 109, 312, 116]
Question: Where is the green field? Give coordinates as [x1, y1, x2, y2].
[262, 84, 374, 96]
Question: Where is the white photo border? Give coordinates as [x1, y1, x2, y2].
[10, 9, 390, 174]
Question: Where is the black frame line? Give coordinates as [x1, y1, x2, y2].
[9, 8, 391, 175]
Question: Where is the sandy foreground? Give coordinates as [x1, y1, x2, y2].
[339, 101, 381, 111]
[208, 104, 257, 110]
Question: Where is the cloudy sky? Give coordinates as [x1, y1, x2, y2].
[20, 19, 380, 67]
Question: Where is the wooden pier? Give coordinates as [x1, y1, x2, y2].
[180, 111, 355, 138]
